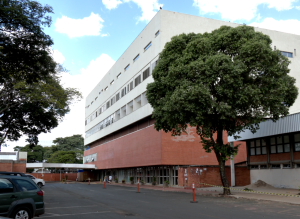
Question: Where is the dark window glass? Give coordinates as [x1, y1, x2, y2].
[0, 179, 14, 193]
[14, 179, 37, 191]
[143, 67, 150, 80]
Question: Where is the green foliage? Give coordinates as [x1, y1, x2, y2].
[0, 0, 82, 146]
[47, 151, 83, 164]
[43, 135, 84, 163]
[152, 177, 156, 182]
[146, 25, 298, 194]
[129, 176, 134, 182]
[53, 134, 84, 151]
[244, 188, 253, 191]
[14, 144, 44, 163]
[0, 0, 54, 83]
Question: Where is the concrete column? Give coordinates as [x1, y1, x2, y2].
[230, 142, 235, 187]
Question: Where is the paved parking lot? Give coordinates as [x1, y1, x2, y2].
[40, 183, 300, 219]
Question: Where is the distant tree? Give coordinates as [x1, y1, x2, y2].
[53, 135, 84, 151]
[14, 144, 44, 163]
[146, 25, 298, 195]
[47, 151, 83, 164]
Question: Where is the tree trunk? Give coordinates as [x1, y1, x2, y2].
[215, 127, 231, 195]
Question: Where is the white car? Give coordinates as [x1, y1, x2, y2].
[25, 174, 45, 188]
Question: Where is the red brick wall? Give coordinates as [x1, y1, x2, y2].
[84, 125, 163, 169]
[0, 162, 26, 173]
[178, 166, 250, 188]
[293, 152, 300, 160]
[250, 155, 267, 163]
[12, 163, 26, 173]
[85, 125, 247, 169]
[161, 127, 246, 166]
[29, 173, 77, 181]
[270, 153, 290, 161]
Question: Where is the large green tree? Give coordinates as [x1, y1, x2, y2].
[47, 151, 83, 164]
[53, 134, 84, 152]
[146, 25, 298, 195]
[45, 135, 84, 163]
[0, 0, 82, 146]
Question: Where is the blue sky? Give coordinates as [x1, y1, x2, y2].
[4, 0, 300, 151]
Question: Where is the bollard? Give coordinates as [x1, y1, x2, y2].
[88, 178, 90, 185]
[190, 181, 198, 203]
[137, 179, 140, 193]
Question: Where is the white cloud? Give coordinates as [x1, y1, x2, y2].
[101, 33, 109, 37]
[51, 49, 65, 64]
[250, 17, 300, 35]
[102, 0, 122, 9]
[4, 54, 115, 151]
[296, 6, 300, 10]
[125, 0, 163, 22]
[102, 0, 163, 22]
[55, 13, 104, 38]
[193, 0, 297, 21]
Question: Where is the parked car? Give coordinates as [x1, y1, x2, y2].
[0, 172, 27, 177]
[25, 175, 45, 188]
[0, 175, 45, 218]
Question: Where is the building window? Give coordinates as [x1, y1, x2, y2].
[295, 133, 300, 152]
[129, 81, 133, 91]
[111, 80, 114, 85]
[152, 60, 158, 70]
[144, 42, 152, 51]
[281, 51, 293, 58]
[135, 75, 141, 87]
[250, 138, 267, 155]
[95, 97, 98, 101]
[270, 135, 290, 154]
[143, 67, 150, 80]
[117, 72, 121, 79]
[155, 30, 160, 37]
[111, 97, 115, 106]
[121, 87, 126, 97]
[250, 165, 259, 169]
[104, 86, 108, 91]
[116, 93, 120, 102]
[106, 101, 110, 109]
[133, 54, 140, 62]
[125, 64, 130, 71]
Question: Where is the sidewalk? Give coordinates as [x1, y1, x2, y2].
[84, 181, 300, 205]
[198, 186, 300, 205]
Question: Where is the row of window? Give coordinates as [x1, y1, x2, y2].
[85, 92, 148, 138]
[85, 61, 156, 126]
[85, 30, 160, 109]
[251, 164, 300, 169]
[249, 133, 300, 155]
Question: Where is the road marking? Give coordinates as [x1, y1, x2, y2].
[39, 211, 111, 218]
[46, 205, 97, 209]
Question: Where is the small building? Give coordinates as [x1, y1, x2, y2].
[0, 152, 27, 173]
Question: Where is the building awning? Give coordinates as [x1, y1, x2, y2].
[26, 163, 96, 169]
[228, 112, 300, 141]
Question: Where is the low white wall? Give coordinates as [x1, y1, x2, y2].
[251, 169, 300, 189]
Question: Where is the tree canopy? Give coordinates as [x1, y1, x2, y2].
[53, 134, 84, 152]
[0, 0, 55, 83]
[0, 0, 82, 145]
[146, 25, 298, 195]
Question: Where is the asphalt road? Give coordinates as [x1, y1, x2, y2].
[40, 183, 300, 219]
